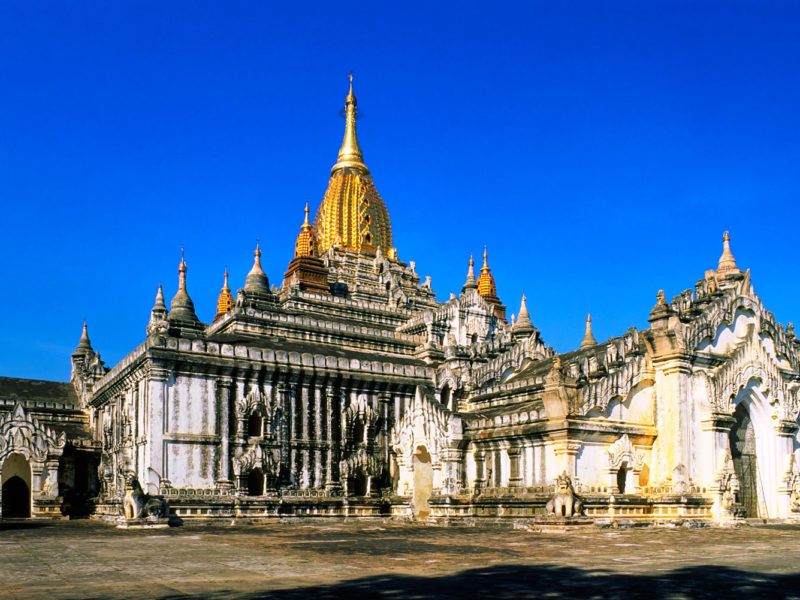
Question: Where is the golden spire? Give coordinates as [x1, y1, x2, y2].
[294, 202, 318, 257]
[717, 231, 742, 277]
[332, 72, 369, 176]
[302, 201, 312, 232]
[477, 247, 497, 298]
[245, 242, 270, 292]
[462, 254, 477, 291]
[580, 312, 597, 348]
[314, 75, 393, 256]
[215, 268, 233, 320]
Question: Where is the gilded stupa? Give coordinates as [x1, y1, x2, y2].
[314, 74, 394, 256]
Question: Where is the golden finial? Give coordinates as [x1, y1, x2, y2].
[332, 72, 368, 175]
[717, 230, 741, 277]
[476, 246, 498, 299]
[294, 202, 318, 257]
[580, 311, 597, 348]
[215, 267, 233, 320]
[302, 201, 312, 232]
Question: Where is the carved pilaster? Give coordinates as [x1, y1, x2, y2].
[508, 446, 522, 487]
[216, 376, 233, 487]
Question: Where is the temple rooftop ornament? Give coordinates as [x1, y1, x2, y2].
[284, 203, 330, 294]
[512, 295, 535, 338]
[716, 231, 742, 277]
[152, 284, 167, 315]
[244, 242, 270, 293]
[580, 312, 597, 348]
[73, 321, 93, 356]
[295, 203, 318, 258]
[461, 254, 477, 292]
[169, 250, 200, 324]
[215, 269, 233, 321]
[475, 247, 506, 322]
[314, 73, 393, 256]
[476, 247, 496, 298]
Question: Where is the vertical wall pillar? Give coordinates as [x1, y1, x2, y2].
[216, 376, 233, 488]
[474, 449, 486, 490]
[508, 445, 522, 487]
[146, 368, 169, 494]
[299, 382, 310, 489]
[314, 384, 323, 488]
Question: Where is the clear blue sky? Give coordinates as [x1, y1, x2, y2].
[1, 2, 799, 381]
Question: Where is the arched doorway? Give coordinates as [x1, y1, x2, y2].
[730, 402, 759, 517]
[617, 461, 628, 494]
[247, 468, 264, 496]
[2, 453, 31, 518]
[412, 445, 433, 520]
[348, 471, 368, 496]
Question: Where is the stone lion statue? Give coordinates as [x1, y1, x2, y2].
[123, 473, 167, 520]
[546, 471, 582, 517]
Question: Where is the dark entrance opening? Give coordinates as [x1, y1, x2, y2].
[247, 468, 264, 496]
[2, 476, 30, 518]
[730, 402, 759, 517]
[247, 414, 263, 437]
[349, 472, 368, 496]
[617, 461, 628, 494]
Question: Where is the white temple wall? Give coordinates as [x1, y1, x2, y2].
[165, 442, 217, 488]
[168, 375, 217, 436]
[576, 443, 606, 487]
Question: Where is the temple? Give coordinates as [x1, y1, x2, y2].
[2, 77, 799, 525]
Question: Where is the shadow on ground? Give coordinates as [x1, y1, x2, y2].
[0, 519, 49, 531]
[85, 564, 800, 600]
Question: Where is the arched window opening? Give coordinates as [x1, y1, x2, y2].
[248, 413, 263, 437]
[352, 419, 366, 446]
[617, 461, 628, 494]
[440, 385, 451, 410]
[247, 468, 265, 496]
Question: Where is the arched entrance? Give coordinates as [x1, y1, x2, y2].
[348, 471, 368, 496]
[412, 445, 433, 520]
[730, 402, 759, 517]
[617, 461, 629, 494]
[2, 453, 31, 518]
[247, 468, 265, 496]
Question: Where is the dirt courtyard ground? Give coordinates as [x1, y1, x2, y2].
[1, 519, 799, 599]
